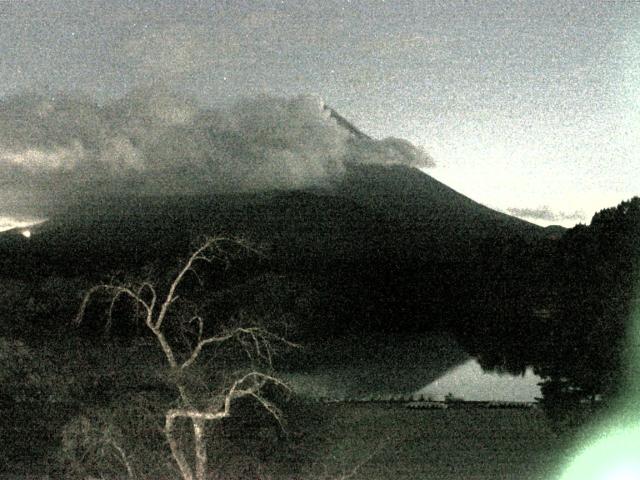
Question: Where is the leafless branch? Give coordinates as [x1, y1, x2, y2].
[75, 284, 154, 332]
[154, 236, 241, 330]
[108, 437, 136, 480]
[74, 236, 293, 480]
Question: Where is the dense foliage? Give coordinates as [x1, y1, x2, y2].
[460, 197, 640, 428]
[1, 164, 637, 471]
[537, 198, 639, 421]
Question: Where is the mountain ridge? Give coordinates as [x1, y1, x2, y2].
[0, 163, 549, 278]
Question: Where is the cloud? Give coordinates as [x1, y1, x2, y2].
[1, 143, 84, 171]
[0, 216, 45, 233]
[347, 136, 434, 168]
[507, 206, 585, 222]
[0, 89, 432, 205]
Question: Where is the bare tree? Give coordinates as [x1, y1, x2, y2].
[75, 236, 297, 480]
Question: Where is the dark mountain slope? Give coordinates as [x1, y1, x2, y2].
[339, 163, 543, 257]
[0, 164, 557, 396]
[2, 164, 544, 267]
[0, 164, 548, 337]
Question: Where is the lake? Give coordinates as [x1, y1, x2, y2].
[416, 359, 543, 402]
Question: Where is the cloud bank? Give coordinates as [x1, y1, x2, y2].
[0, 90, 433, 206]
[507, 206, 585, 223]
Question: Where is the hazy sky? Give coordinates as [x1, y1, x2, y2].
[1, 0, 638, 226]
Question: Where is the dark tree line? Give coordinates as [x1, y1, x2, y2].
[457, 197, 640, 427]
[2, 185, 638, 443]
[538, 198, 639, 411]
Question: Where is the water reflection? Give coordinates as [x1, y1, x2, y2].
[416, 359, 542, 402]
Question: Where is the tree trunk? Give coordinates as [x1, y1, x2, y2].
[165, 415, 194, 480]
[193, 418, 208, 480]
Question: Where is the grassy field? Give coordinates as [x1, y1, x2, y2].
[270, 403, 567, 480]
[2, 400, 573, 479]
[1, 336, 569, 479]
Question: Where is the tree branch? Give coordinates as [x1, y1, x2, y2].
[73, 236, 294, 480]
[74, 285, 153, 329]
[155, 236, 237, 330]
[180, 326, 300, 371]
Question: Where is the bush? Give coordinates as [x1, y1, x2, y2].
[0, 337, 74, 403]
[54, 391, 337, 480]
[56, 392, 178, 480]
[538, 378, 610, 434]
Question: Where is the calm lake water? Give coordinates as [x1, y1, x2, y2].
[416, 359, 542, 402]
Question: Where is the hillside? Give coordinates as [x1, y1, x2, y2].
[0, 164, 544, 270]
[0, 164, 554, 396]
[0, 164, 548, 336]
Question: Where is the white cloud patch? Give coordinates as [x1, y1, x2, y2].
[1, 142, 84, 171]
[347, 136, 434, 168]
[0, 89, 433, 202]
[507, 206, 585, 223]
[0, 216, 46, 233]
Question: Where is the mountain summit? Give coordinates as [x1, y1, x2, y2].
[0, 104, 548, 396]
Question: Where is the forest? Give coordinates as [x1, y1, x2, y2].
[0, 192, 638, 478]
[458, 197, 640, 428]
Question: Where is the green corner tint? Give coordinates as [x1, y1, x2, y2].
[558, 279, 640, 479]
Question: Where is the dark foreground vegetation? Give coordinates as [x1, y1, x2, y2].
[2, 387, 563, 480]
[456, 197, 640, 430]
[0, 165, 637, 477]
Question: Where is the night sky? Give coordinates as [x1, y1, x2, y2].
[1, 0, 638, 226]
